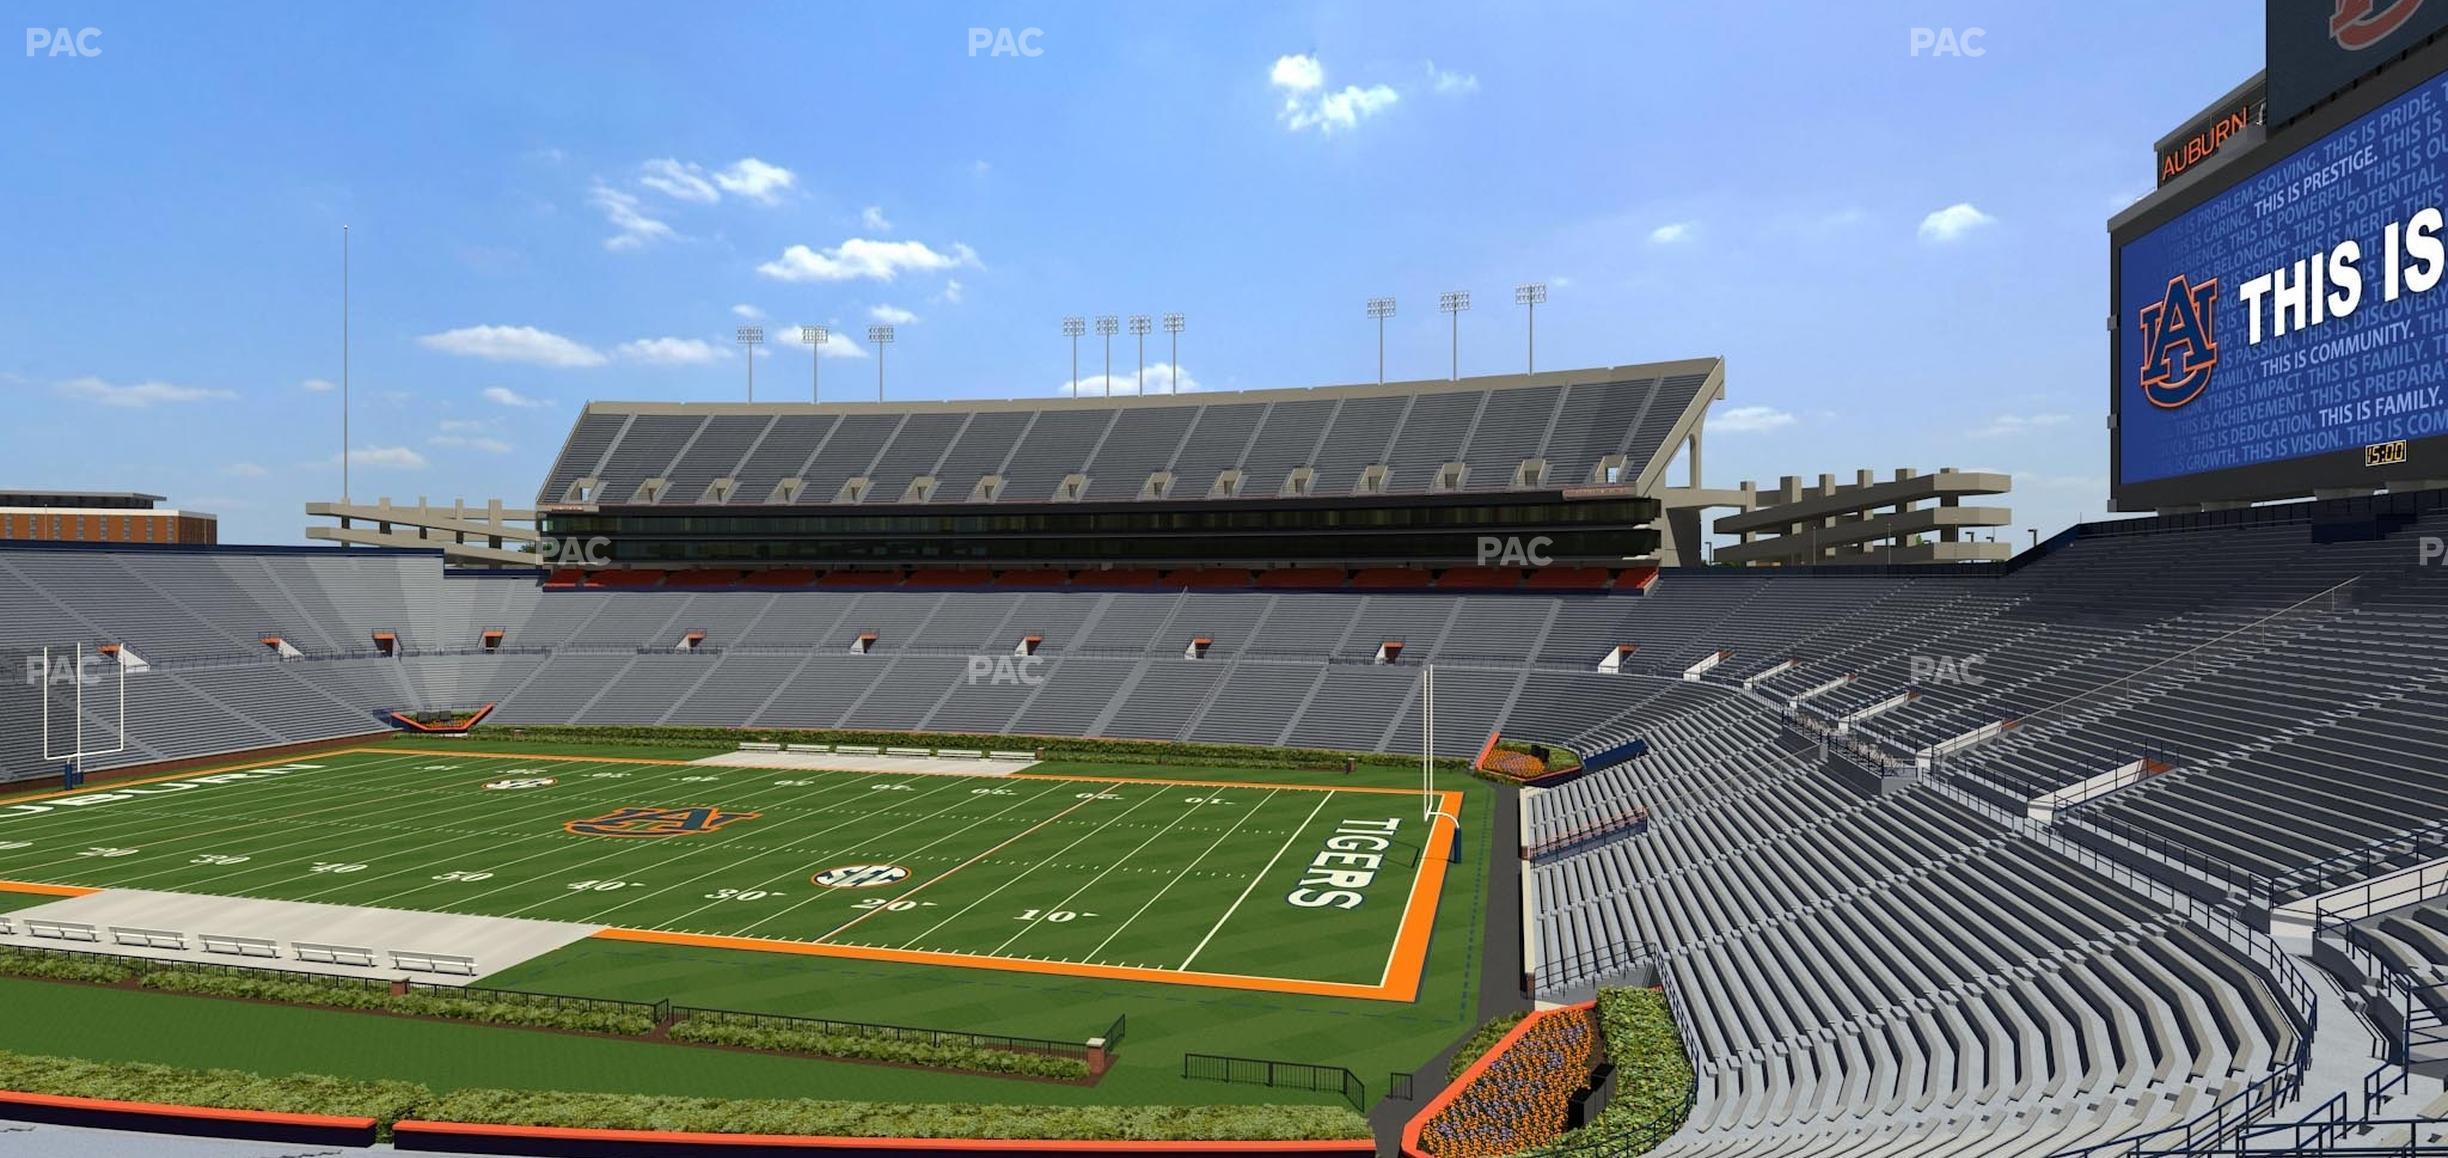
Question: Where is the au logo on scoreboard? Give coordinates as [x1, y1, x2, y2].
[2138, 274, 2220, 410]
[564, 805, 759, 838]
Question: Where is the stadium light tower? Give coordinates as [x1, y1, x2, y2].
[341, 224, 350, 505]
[1366, 297, 1396, 385]
[1095, 315, 1119, 397]
[1439, 290, 1471, 381]
[1128, 314, 1151, 394]
[798, 325, 828, 402]
[867, 325, 894, 401]
[736, 326, 763, 401]
[1514, 282, 1547, 373]
[1062, 316, 1085, 394]
[1162, 312, 1185, 394]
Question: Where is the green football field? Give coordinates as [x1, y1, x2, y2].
[0, 747, 1460, 1000]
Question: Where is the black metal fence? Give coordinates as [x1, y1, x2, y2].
[1182, 1053, 1366, 1112]
[676, 1005, 1098, 1059]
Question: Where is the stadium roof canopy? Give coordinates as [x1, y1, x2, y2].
[538, 359, 1723, 510]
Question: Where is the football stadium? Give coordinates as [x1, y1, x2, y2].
[6, 5, 2448, 1158]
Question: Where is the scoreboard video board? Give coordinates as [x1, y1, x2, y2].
[2112, 47, 2448, 510]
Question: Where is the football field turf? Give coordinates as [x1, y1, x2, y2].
[0, 748, 1462, 1001]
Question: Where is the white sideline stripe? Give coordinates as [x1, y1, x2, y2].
[1084, 789, 1282, 964]
[1177, 793, 1333, 972]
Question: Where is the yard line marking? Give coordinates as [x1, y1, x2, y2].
[896, 786, 1173, 950]
[0, 752, 452, 880]
[667, 779, 1075, 935]
[531, 773, 961, 923]
[1178, 792, 1334, 971]
[0, 751, 450, 851]
[1083, 789, 1282, 964]
[86, 753, 729, 894]
[803, 787, 1113, 944]
[332, 764, 889, 908]
[983, 790, 1216, 957]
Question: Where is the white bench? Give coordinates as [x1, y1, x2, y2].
[108, 926, 187, 950]
[26, 920, 98, 943]
[738, 741, 783, 751]
[935, 749, 984, 759]
[200, 933, 281, 959]
[989, 750, 1038, 761]
[0, 916, 14, 936]
[292, 941, 378, 968]
[884, 746, 930, 757]
[785, 743, 830, 753]
[835, 745, 882, 756]
[390, 949, 477, 976]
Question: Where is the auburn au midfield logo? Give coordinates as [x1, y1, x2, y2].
[2333, 0, 2427, 50]
[564, 806, 759, 838]
[2138, 274, 2220, 410]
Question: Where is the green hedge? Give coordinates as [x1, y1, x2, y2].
[1516, 988, 1694, 1157]
[135, 971, 657, 1036]
[665, 1019, 1088, 1080]
[422, 1088, 1371, 1140]
[479, 723, 1476, 775]
[0, 944, 141, 985]
[0, 1050, 1369, 1143]
[0, 1051, 428, 1133]
[1445, 1011, 1528, 1080]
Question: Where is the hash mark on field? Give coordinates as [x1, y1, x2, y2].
[1083, 788, 1282, 964]
[986, 790, 1220, 957]
[806, 788, 1113, 944]
[894, 788, 1173, 949]
[1179, 792, 1334, 971]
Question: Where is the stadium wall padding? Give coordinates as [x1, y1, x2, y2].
[391, 1120, 1375, 1157]
[0, 1089, 379, 1148]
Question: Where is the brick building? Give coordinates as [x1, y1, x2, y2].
[0, 490, 217, 545]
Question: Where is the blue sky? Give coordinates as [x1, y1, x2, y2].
[0, 1, 2260, 546]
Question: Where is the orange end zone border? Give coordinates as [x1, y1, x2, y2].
[23, 746, 1468, 1003]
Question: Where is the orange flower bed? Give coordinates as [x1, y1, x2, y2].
[1415, 1005, 1600, 1158]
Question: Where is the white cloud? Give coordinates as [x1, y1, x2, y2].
[1061, 362, 1202, 396]
[1272, 54, 1399, 133]
[420, 326, 607, 368]
[1917, 202, 1997, 243]
[757, 237, 979, 283]
[637, 158, 719, 203]
[713, 157, 796, 205]
[616, 336, 727, 366]
[1712, 405, 1798, 433]
[861, 205, 893, 231]
[482, 386, 552, 408]
[301, 377, 336, 393]
[321, 446, 428, 470]
[935, 279, 965, 305]
[1270, 54, 1324, 91]
[1972, 413, 2072, 438]
[437, 418, 492, 433]
[1648, 222, 1695, 245]
[429, 434, 514, 454]
[222, 462, 268, 478]
[55, 377, 236, 408]
[868, 304, 918, 325]
[731, 303, 765, 321]
[589, 184, 676, 251]
[1286, 84, 1399, 133]
[1426, 60, 1478, 94]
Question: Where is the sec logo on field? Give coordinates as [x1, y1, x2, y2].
[811, 864, 911, 889]
[482, 776, 558, 791]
